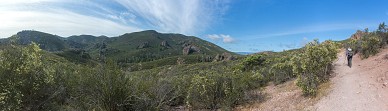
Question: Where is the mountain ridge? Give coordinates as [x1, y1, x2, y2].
[0, 30, 238, 71]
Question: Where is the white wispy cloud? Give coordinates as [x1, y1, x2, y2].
[207, 34, 236, 43]
[0, 0, 229, 38]
[0, 0, 56, 5]
[207, 34, 222, 40]
[222, 35, 235, 43]
[114, 0, 229, 35]
[0, 0, 141, 37]
[0, 9, 141, 37]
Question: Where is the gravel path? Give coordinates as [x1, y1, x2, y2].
[314, 49, 388, 111]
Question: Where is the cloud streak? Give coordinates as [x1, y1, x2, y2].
[207, 34, 222, 40]
[114, 0, 229, 35]
[0, 0, 229, 38]
[0, 9, 141, 37]
[222, 35, 235, 43]
[0, 0, 141, 37]
[207, 34, 236, 43]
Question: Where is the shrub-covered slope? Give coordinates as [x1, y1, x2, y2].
[0, 30, 237, 70]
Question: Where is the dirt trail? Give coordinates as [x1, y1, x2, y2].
[314, 49, 388, 111]
[235, 49, 388, 111]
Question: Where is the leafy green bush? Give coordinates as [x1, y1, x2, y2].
[125, 69, 184, 110]
[185, 69, 262, 109]
[239, 50, 302, 85]
[360, 36, 381, 58]
[0, 43, 146, 110]
[292, 40, 339, 96]
[377, 22, 388, 45]
[240, 54, 266, 71]
[0, 43, 57, 110]
[270, 56, 294, 84]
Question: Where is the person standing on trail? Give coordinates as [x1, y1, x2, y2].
[346, 48, 353, 67]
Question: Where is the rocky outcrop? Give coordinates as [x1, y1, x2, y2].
[182, 43, 190, 47]
[161, 40, 169, 47]
[183, 45, 201, 55]
[180, 40, 195, 47]
[213, 52, 235, 61]
[199, 55, 213, 62]
[138, 42, 150, 49]
[350, 30, 366, 40]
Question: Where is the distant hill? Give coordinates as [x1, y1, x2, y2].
[9, 31, 67, 51]
[0, 30, 237, 71]
[234, 52, 254, 55]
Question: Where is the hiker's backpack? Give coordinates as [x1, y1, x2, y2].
[347, 51, 353, 57]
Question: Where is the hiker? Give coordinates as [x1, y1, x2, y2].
[346, 48, 353, 67]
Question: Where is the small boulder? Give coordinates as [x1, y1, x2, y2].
[213, 52, 235, 62]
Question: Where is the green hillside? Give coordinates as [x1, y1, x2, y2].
[10, 31, 66, 51]
[0, 30, 237, 70]
[97, 30, 235, 66]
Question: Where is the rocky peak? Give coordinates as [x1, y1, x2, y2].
[350, 30, 366, 40]
[183, 45, 201, 55]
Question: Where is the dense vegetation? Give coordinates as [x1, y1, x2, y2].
[238, 40, 339, 96]
[345, 22, 388, 59]
[292, 40, 339, 96]
[1, 23, 387, 110]
[1, 42, 340, 110]
[0, 43, 256, 110]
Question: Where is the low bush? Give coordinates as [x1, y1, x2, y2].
[360, 35, 380, 58]
[291, 40, 339, 96]
[240, 54, 266, 71]
[185, 68, 263, 109]
[270, 56, 294, 84]
[0, 43, 62, 110]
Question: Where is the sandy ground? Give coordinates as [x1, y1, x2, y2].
[313, 49, 388, 111]
[234, 80, 330, 111]
[236, 48, 388, 111]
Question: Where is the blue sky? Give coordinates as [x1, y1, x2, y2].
[1, 0, 388, 52]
